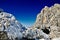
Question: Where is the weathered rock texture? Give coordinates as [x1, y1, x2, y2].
[32, 4, 60, 39]
[0, 31, 9, 40]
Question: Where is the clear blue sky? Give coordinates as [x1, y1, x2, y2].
[0, 0, 60, 27]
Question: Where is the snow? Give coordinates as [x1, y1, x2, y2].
[0, 12, 26, 40]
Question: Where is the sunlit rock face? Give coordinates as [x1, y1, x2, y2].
[31, 4, 60, 39]
[0, 12, 26, 40]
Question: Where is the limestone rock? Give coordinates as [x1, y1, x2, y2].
[32, 3, 60, 39]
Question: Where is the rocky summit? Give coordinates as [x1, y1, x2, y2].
[21, 3, 60, 40]
[30, 4, 60, 40]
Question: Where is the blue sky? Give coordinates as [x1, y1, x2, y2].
[0, 0, 60, 27]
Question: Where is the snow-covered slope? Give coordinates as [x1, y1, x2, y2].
[0, 12, 26, 40]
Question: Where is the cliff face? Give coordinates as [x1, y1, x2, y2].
[32, 4, 60, 39]
[21, 4, 60, 40]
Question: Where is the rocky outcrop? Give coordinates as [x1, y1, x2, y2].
[19, 4, 60, 40]
[31, 4, 60, 39]
[0, 31, 9, 40]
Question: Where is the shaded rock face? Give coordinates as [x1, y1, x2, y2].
[32, 4, 60, 39]
[0, 31, 9, 40]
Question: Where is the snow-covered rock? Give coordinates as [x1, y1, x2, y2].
[0, 12, 26, 40]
